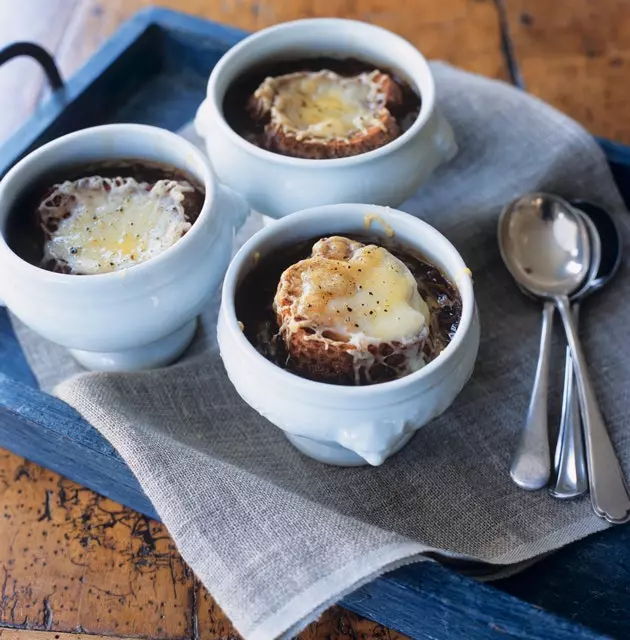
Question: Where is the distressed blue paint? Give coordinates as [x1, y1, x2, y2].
[345, 561, 612, 639]
[0, 310, 36, 386]
[0, 7, 629, 639]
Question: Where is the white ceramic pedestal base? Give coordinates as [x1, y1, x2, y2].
[70, 318, 198, 372]
[284, 431, 416, 467]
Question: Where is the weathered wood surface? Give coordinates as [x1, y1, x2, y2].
[0, 632, 136, 640]
[0, 448, 408, 639]
[0, 0, 628, 638]
[501, 0, 630, 142]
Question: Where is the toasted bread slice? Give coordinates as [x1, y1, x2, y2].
[274, 236, 430, 384]
[248, 70, 403, 159]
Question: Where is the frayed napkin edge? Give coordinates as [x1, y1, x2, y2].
[250, 542, 433, 640]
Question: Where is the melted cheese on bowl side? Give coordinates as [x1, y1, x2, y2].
[38, 177, 195, 275]
[281, 236, 430, 348]
[254, 70, 389, 142]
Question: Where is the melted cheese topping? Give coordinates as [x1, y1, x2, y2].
[254, 70, 389, 141]
[38, 177, 195, 275]
[285, 236, 429, 344]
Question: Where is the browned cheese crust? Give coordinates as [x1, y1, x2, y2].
[36, 176, 204, 275]
[274, 237, 426, 385]
[247, 72, 404, 160]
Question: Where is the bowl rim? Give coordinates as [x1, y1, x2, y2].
[0, 123, 216, 288]
[220, 203, 475, 396]
[204, 17, 436, 168]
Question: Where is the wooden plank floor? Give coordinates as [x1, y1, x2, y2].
[501, 0, 630, 141]
[1, 0, 630, 638]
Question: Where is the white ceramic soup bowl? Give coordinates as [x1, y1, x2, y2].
[0, 124, 249, 371]
[195, 18, 457, 219]
[218, 204, 479, 466]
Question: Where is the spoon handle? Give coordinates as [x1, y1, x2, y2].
[510, 300, 553, 490]
[555, 295, 630, 523]
[549, 302, 588, 499]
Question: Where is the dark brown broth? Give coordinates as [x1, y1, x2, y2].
[235, 235, 462, 386]
[5, 159, 205, 272]
[223, 57, 422, 154]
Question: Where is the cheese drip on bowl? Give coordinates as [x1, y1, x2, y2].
[38, 176, 195, 275]
[253, 70, 391, 141]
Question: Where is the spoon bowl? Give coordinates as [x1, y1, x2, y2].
[571, 200, 622, 292]
[499, 193, 591, 299]
[514, 208, 601, 303]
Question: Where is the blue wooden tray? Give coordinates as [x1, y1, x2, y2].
[1, 8, 629, 639]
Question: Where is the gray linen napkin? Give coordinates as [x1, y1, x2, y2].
[11, 62, 630, 640]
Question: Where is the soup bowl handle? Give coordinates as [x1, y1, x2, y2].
[219, 183, 250, 231]
[431, 107, 458, 164]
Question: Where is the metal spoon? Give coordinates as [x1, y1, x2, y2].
[508, 207, 600, 491]
[499, 194, 630, 523]
[550, 201, 621, 499]
[508, 295, 554, 490]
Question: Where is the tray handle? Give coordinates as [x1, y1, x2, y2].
[0, 41, 63, 91]
[0, 43, 64, 308]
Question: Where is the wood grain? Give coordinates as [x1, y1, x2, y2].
[0, 448, 407, 639]
[51, 0, 508, 79]
[0, 450, 194, 638]
[502, 0, 630, 143]
[0, 631, 132, 640]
